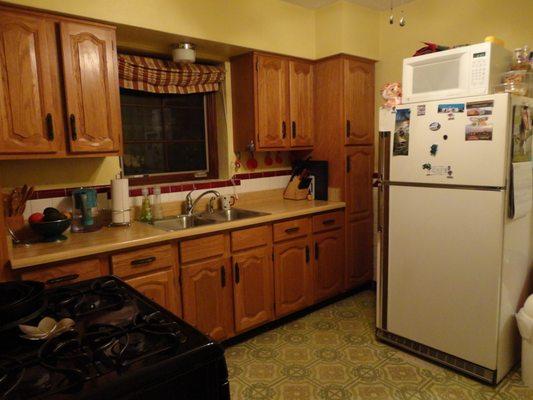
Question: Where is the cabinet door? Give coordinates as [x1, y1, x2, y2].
[344, 58, 374, 145]
[181, 258, 233, 341]
[289, 60, 313, 148]
[60, 21, 121, 153]
[314, 229, 345, 302]
[232, 247, 274, 333]
[0, 11, 63, 154]
[125, 268, 180, 316]
[274, 237, 314, 317]
[256, 54, 289, 149]
[345, 216, 373, 288]
[345, 146, 373, 220]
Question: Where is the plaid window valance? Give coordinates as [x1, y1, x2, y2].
[118, 54, 225, 94]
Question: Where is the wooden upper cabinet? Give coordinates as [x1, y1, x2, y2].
[345, 146, 373, 220]
[60, 21, 121, 153]
[181, 258, 234, 341]
[344, 58, 374, 145]
[289, 60, 313, 147]
[314, 229, 345, 302]
[273, 236, 314, 317]
[230, 52, 313, 152]
[125, 269, 180, 316]
[0, 10, 63, 155]
[256, 54, 289, 149]
[232, 247, 274, 333]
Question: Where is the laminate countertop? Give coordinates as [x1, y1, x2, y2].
[9, 198, 345, 269]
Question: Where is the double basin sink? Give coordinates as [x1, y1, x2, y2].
[150, 208, 270, 231]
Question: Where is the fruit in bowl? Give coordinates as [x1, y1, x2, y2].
[29, 208, 71, 242]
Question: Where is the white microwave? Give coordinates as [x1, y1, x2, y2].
[402, 42, 510, 103]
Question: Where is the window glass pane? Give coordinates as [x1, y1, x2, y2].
[123, 143, 166, 175]
[166, 143, 207, 171]
[163, 107, 205, 140]
[121, 105, 163, 140]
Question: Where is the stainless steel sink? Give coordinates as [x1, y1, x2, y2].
[201, 208, 269, 222]
[149, 208, 269, 231]
[152, 214, 215, 231]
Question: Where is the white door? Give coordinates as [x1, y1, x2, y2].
[389, 93, 510, 187]
[387, 185, 504, 368]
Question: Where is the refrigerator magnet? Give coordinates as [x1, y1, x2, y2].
[430, 144, 438, 156]
[465, 116, 493, 141]
[393, 109, 411, 156]
[438, 103, 465, 114]
[429, 122, 441, 131]
[417, 105, 426, 116]
[466, 100, 494, 117]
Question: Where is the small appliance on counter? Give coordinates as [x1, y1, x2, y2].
[71, 188, 101, 233]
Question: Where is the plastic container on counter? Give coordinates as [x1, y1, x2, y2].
[494, 82, 529, 96]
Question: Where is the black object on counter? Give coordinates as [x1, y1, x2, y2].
[307, 160, 329, 200]
[0, 276, 229, 400]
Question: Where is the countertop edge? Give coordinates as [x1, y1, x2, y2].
[10, 202, 346, 270]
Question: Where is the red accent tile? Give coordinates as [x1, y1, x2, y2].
[170, 185, 182, 193]
[262, 170, 276, 177]
[160, 186, 171, 193]
[194, 182, 212, 190]
[94, 186, 110, 194]
[276, 170, 291, 176]
[232, 179, 241, 185]
[181, 184, 194, 192]
[233, 173, 249, 180]
[36, 189, 66, 199]
[249, 172, 263, 179]
[129, 189, 142, 197]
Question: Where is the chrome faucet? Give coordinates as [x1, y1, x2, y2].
[185, 190, 221, 215]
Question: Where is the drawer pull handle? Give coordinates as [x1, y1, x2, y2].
[322, 219, 335, 225]
[131, 256, 156, 266]
[45, 113, 54, 141]
[70, 114, 77, 141]
[282, 121, 287, 139]
[46, 274, 79, 285]
[315, 242, 319, 260]
[291, 121, 296, 139]
[346, 119, 351, 137]
[305, 245, 310, 264]
[221, 266, 226, 287]
[234, 262, 240, 284]
[285, 227, 299, 234]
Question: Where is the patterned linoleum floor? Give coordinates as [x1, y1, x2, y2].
[225, 290, 533, 400]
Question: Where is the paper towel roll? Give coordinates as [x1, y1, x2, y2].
[111, 178, 131, 224]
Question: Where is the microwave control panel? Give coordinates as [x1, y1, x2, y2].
[470, 51, 488, 88]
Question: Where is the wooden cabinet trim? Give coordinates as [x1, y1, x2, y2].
[111, 244, 175, 278]
[273, 217, 310, 242]
[312, 211, 344, 233]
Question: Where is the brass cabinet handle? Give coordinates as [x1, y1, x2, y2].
[282, 121, 287, 139]
[234, 262, 240, 284]
[131, 256, 156, 266]
[285, 227, 299, 234]
[291, 121, 296, 139]
[221, 266, 226, 287]
[45, 113, 54, 141]
[70, 114, 77, 141]
[46, 274, 79, 285]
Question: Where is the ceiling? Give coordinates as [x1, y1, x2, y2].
[283, 0, 415, 10]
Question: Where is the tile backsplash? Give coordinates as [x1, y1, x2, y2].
[22, 171, 291, 220]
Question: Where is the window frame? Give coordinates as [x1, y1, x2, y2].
[120, 90, 219, 186]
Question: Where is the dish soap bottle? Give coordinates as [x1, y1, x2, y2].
[152, 186, 163, 220]
[140, 187, 153, 223]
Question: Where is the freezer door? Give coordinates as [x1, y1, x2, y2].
[389, 93, 510, 187]
[386, 185, 504, 369]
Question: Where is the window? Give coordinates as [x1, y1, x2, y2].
[120, 88, 218, 185]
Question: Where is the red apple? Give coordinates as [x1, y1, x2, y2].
[28, 212, 44, 224]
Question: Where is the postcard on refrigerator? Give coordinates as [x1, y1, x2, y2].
[466, 100, 494, 116]
[437, 103, 464, 113]
[393, 108, 410, 156]
[465, 116, 492, 141]
[512, 105, 532, 163]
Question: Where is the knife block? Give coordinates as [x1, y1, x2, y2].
[283, 177, 310, 200]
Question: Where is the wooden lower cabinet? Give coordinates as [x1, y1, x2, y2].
[314, 229, 345, 302]
[181, 258, 234, 341]
[125, 269, 180, 316]
[20, 257, 109, 286]
[273, 237, 314, 317]
[232, 247, 274, 333]
[345, 216, 373, 289]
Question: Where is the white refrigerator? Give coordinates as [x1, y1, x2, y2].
[376, 93, 532, 384]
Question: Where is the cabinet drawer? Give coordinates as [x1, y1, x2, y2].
[20, 258, 106, 287]
[231, 225, 271, 252]
[273, 217, 310, 242]
[312, 211, 344, 233]
[180, 234, 226, 264]
[112, 244, 174, 278]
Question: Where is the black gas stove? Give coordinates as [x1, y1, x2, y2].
[0, 276, 230, 400]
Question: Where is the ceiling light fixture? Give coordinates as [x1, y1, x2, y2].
[172, 43, 196, 64]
